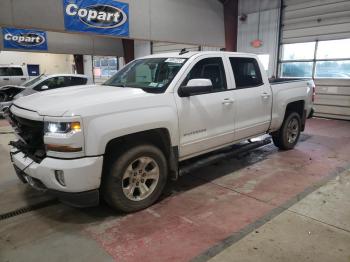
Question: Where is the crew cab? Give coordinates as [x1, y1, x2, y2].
[0, 65, 29, 87]
[0, 74, 92, 115]
[7, 51, 314, 212]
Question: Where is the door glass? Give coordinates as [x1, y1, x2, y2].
[183, 57, 227, 91]
[36, 77, 66, 90]
[0, 68, 9, 76]
[229, 58, 263, 88]
[9, 68, 24, 76]
[70, 77, 88, 85]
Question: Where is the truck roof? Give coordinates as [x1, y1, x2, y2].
[0, 64, 26, 68]
[143, 51, 256, 59]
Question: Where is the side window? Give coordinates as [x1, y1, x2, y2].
[35, 77, 66, 90]
[9, 68, 24, 76]
[0, 68, 9, 76]
[183, 57, 227, 92]
[229, 58, 263, 88]
[69, 77, 88, 86]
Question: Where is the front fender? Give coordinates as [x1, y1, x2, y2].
[84, 106, 179, 155]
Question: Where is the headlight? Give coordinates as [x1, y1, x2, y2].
[44, 121, 81, 134]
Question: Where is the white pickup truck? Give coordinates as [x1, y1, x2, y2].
[7, 51, 314, 212]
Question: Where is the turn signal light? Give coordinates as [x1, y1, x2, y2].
[71, 122, 81, 132]
[46, 144, 82, 152]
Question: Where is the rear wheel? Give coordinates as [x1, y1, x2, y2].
[272, 112, 301, 150]
[103, 144, 168, 213]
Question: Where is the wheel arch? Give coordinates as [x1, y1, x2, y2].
[104, 128, 179, 180]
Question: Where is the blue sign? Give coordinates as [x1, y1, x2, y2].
[2, 27, 48, 51]
[63, 0, 129, 37]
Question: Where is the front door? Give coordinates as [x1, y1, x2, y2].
[175, 56, 236, 159]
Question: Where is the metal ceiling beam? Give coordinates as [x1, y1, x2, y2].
[222, 0, 238, 51]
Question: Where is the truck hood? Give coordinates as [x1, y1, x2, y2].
[13, 85, 153, 117]
[0, 85, 25, 91]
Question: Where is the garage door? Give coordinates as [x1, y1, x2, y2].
[280, 0, 350, 120]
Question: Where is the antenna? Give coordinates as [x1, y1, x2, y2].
[179, 48, 189, 55]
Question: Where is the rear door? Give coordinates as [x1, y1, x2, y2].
[9, 67, 27, 86]
[0, 67, 10, 87]
[175, 55, 236, 159]
[228, 57, 272, 140]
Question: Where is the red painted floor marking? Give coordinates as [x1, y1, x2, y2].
[85, 119, 350, 262]
[0, 120, 9, 127]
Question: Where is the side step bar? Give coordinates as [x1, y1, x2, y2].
[179, 137, 271, 176]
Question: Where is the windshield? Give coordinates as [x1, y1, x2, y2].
[22, 74, 46, 87]
[103, 58, 187, 93]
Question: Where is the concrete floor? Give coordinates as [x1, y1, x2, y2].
[0, 118, 350, 262]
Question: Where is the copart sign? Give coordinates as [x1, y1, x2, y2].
[63, 0, 129, 37]
[2, 28, 48, 50]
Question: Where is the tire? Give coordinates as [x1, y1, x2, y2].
[272, 112, 301, 150]
[103, 144, 168, 213]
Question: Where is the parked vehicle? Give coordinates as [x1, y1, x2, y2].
[0, 74, 92, 115]
[7, 51, 314, 212]
[0, 65, 29, 87]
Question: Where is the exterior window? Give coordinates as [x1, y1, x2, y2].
[93, 56, 119, 83]
[183, 57, 227, 91]
[282, 42, 315, 60]
[280, 38, 350, 79]
[315, 61, 350, 78]
[281, 62, 313, 78]
[229, 57, 263, 88]
[317, 39, 350, 59]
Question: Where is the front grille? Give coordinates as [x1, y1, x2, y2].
[8, 111, 46, 163]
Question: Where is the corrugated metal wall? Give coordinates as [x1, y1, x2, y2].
[314, 79, 350, 120]
[282, 0, 350, 120]
[237, 7, 280, 78]
[282, 0, 350, 44]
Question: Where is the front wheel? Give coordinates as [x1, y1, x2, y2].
[272, 112, 301, 150]
[103, 144, 168, 213]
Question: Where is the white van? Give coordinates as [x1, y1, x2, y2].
[0, 65, 29, 87]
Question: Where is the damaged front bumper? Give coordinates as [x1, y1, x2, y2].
[11, 149, 103, 207]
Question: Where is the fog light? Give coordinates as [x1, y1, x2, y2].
[55, 170, 66, 186]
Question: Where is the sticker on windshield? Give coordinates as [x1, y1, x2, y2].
[149, 82, 158, 87]
[165, 58, 186, 64]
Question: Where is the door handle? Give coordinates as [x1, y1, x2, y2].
[21, 78, 27, 80]
[261, 92, 270, 99]
[4, 78, 10, 81]
[222, 98, 234, 105]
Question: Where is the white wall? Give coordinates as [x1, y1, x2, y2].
[135, 40, 151, 58]
[83, 55, 93, 81]
[0, 0, 225, 48]
[237, 0, 280, 78]
[0, 51, 74, 74]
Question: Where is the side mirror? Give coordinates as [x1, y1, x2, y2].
[178, 79, 213, 97]
[41, 85, 49, 90]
